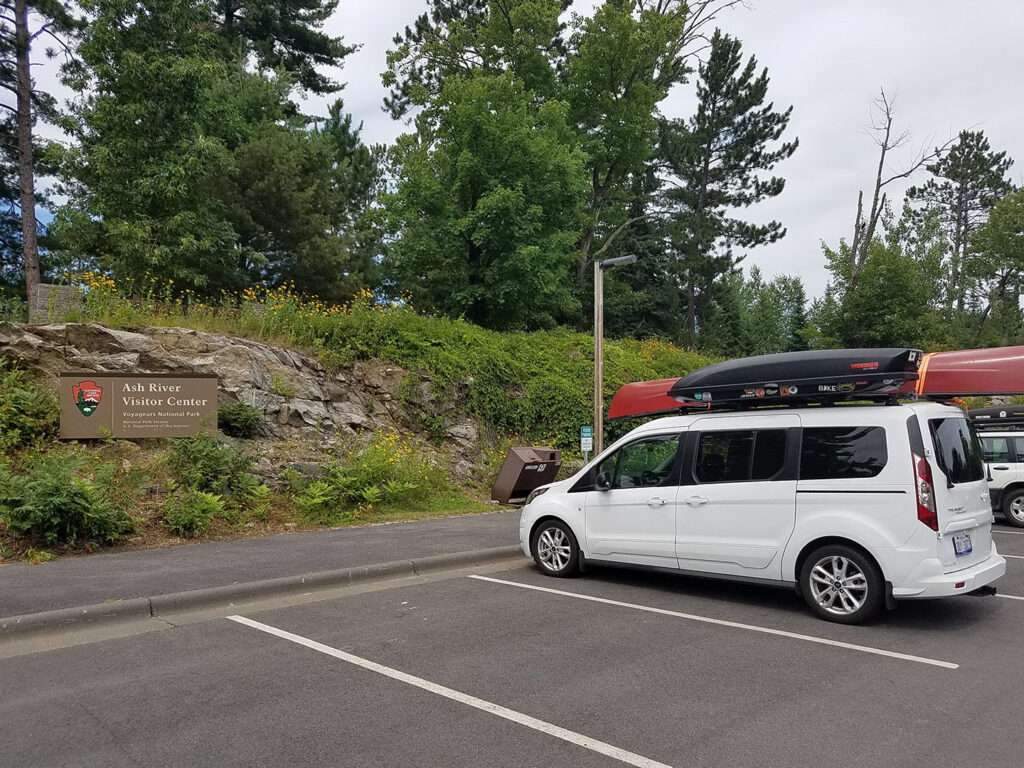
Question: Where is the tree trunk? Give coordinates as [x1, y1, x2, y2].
[952, 180, 968, 314]
[15, 0, 40, 305]
[686, 280, 697, 346]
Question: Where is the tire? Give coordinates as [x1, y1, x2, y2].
[1002, 489, 1024, 528]
[799, 544, 884, 624]
[530, 519, 580, 577]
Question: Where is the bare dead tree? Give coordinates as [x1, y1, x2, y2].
[847, 89, 953, 292]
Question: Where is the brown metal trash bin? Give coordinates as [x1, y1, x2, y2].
[491, 447, 562, 505]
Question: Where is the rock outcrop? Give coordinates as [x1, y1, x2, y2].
[0, 323, 483, 469]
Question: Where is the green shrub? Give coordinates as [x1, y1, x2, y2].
[0, 361, 59, 450]
[277, 467, 308, 495]
[293, 479, 345, 524]
[22, 548, 57, 564]
[92, 459, 150, 511]
[163, 489, 225, 537]
[242, 483, 272, 521]
[217, 401, 262, 438]
[0, 293, 26, 322]
[168, 434, 259, 497]
[0, 452, 134, 546]
[294, 431, 448, 523]
[270, 375, 296, 398]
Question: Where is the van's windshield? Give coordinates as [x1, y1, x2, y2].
[929, 417, 985, 485]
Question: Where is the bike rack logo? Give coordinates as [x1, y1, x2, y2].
[72, 380, 103, 417]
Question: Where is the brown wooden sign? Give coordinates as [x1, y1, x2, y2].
[60, 373, 218, 439]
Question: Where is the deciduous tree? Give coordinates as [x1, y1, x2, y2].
[53, 0, 240, 292]
[383, 71, 587, 330]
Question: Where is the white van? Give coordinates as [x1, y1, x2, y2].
[519, 401, 1005, 623]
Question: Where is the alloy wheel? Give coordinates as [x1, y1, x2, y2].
[536, 527, 572, 572]
[808, 555, 868, 616]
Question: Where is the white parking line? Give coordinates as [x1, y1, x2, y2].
[1003, 554, 1024, 559]
[468, 575, 958, 671]
[227, 615, 673, 768]
[994, 530, 1024, 535]
[997, 594, 1024, 602]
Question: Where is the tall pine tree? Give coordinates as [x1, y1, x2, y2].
[659, 29, 797, 344]
[907, 130, 1014, 312]
[0, 0, 81, 301]
[211, 0, 355, 94]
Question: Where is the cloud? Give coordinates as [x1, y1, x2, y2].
[20, 0, 1023, 298]
[319, 0, 1024, 296]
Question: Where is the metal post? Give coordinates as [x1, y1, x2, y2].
[592, 254, 635, 457]
[593, 261, 604, 455]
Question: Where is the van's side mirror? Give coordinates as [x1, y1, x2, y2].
[596, 471, 612, 491]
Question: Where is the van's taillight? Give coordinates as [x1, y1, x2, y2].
[914, 453, 938, 531]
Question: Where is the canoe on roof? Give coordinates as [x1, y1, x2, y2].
[917, 345, 1024, 397]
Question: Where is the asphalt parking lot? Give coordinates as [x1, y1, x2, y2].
[4, 524, 1024, 768]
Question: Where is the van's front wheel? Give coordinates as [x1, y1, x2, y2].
[799, 545, 883, 624]
[530, 520, 580, 577]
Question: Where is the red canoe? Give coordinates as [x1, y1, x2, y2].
[608, 345, 1024, 421]
[917, 346, 1024, 396]
[606, 378, 688, 420]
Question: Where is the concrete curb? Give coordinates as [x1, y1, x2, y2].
[0, 598, 153, 637]
[0, 545, 526, 641]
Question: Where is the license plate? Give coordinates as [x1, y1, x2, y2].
[953, 531, 973, 556]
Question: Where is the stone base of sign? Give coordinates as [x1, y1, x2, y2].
[28, 283, 85, 323]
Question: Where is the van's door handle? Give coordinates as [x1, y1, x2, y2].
[646, 497, 669, 507]
[993, 466, 1009, 471]
[685, 496, 709, 506]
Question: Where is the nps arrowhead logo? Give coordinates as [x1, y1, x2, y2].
[72, 380, 103, 417]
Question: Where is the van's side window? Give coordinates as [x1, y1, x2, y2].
[1014, 438, 1024, 460]
[695, 429, 787, 484]
[604, 435, 681, 489]
[981, 436, 1012, 463]
[751, 430, 787, 480]
[800, 427, 887, 480]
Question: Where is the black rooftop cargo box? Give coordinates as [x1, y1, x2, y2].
[667, 348, 923, 408]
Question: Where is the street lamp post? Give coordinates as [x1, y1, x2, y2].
[593, 254, 637, 455]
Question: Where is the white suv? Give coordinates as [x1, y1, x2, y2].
[978, 430, 1024, 527]
[520, 401, 1005, 623]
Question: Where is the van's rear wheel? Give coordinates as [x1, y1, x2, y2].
[531, 520, 580, 577]
[799, 545, 883, 624]
[1002, 490, 1024, 528]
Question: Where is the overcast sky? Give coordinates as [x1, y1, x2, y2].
[313, 0, 1024, 298]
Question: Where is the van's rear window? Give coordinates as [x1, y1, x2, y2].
[799, 427, 887, 480]
[929, 418, 985, 485]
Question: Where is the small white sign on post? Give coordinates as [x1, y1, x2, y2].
[580, 425, 594, 459]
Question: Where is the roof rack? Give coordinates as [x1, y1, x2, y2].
[969, 405, 1024, 429]
[608, 344, 1024, 421]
